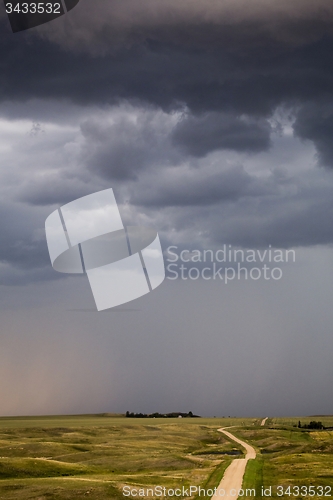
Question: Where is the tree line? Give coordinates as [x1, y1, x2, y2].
[125, 411, 200, 418]
[297, 420, 327, 429]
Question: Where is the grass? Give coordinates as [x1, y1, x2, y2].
[241, 456, 264, 499]
[192, 458, 233, 500]
[238, 418, 333, 499]
[0, 415, 332, 499]
[0, 415, 252, 500]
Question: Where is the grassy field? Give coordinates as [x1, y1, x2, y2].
[0, 415, 254, 500]
[239, 417, 333, 499]
[0, 415, 331, 499]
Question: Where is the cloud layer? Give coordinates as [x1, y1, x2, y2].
[1, 0, 333, 419]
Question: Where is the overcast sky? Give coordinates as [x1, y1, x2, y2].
[0, 0, 333, 417]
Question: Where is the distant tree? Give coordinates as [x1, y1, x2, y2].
[299, 420, 324, 430]
[126, 411, 201, 418]
[308, 421, 323, 429]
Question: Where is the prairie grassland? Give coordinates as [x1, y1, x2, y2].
[0, 415, 255, 500]
[240, 418, 333, 499]
[0, 415, 332, 500]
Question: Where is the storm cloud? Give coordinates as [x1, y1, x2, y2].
[0, 0, 333, 119]
[172, 113, 272, 156]
[0, 0, 333, 417]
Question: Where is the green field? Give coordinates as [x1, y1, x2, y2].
[0, 415, 331, 499]
[240, 417, 333, 499]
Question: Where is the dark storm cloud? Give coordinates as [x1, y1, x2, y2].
[172, 113, 271, 156]
[293, 101, 333, 168]
[209, 184, 333, 249]
[130, 165, 267, 207]
[34, 0, 333, 52]
[20, 179, 98, 206]
[0, 0, 333, 119]
[79, 110, 181, 180]
[129, 165, 333, 249]
[78, 110, 271, 183]
[1, 0, 333, 169]
[1, 0, 333, 283]
[2, 33, 329, 118]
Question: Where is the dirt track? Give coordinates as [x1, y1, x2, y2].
[210, 428, 256, 500]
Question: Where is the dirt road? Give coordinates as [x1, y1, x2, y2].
[261, 417, 268, 426]
[210, 428, 256, 500]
